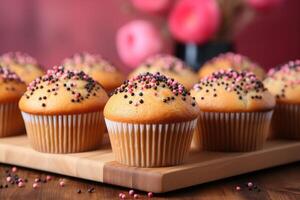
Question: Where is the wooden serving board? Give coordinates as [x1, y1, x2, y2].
[0, 135, 299, 193]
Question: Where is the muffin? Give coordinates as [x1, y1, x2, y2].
[129, 54, 198, 90]
[264, 60, 300, 139]
[62, 52, 125, 93]
[19, 66, 108, 153]
[0, 52, 44, 84]
[198, 52, 266, 80]
[104, 72, 199, 167]
[191, 69, 275, 152]
[0, 66, 26, 137]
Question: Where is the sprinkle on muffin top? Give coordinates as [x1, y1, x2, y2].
[0, 66, 26, 103]
[63, 52, 116, 72]
[140, 54, 188, 73]
[0, 52, 38, 65]
[193, 69, 267, 101]
[192, 69, 275, 112]
[267, 60, 300, 78]
[0, 66, 24, 83]
[24, 66, 103, 107]
[198, 52, 266, 80]
[130, 54, 198, 90]
[113, 72, 196, 107]
[264, 60, 300, 101]
[205, 52, 259, 70]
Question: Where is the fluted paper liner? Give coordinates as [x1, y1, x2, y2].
[105, 119, 197, 167]
[0, 103, 24, 137]
[22, 111, 105, 153]
[271, 104, 300, 139]
[193, 111, 273, 152]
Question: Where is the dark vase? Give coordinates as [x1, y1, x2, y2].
[175, 41, 235, 71]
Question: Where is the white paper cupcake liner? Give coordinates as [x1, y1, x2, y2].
[271, 104, 300, 139]
[22, 111, 105, 153]
[0, 102, 24, 137]
[105, 119, 197, 167]
[194, 111, 273, 152]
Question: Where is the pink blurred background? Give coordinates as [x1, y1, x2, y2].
[0, 0, 299, 73]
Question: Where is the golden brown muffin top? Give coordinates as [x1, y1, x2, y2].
[104, 72, 199, 123]
[191, 69, 275, 112]
[264, 60, 300, 104]
[19, 66, 108, 115]
[129, 54, 198, 90]
[62, 52, 125, 92]
[0, 52, 44, 84]
[198, 52, 266, 80]
[0, 66, 26, 103]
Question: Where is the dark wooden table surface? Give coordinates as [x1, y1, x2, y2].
[0, 162, 300, 200]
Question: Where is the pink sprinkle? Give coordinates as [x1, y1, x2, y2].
[46, 175, 52, 181]
[227, 87, 232, 92]
[18, 178, 23, 182]
[134, 194, 139, 199]
[121, 194, 126, 199]
[12, 166, 17, 173]
[147, 192, 153, 198]
[33, 183, 39, 189]
[6, 176, 12, 182]
[119, 193, 124, 198]
[247, 182, 253, 187]
[129, 189, 135, 196]
[235, 186, 241, 191]
[18, 182, 25, 188]
[59, 181, 65, 187]
[34, 178, 40, 183]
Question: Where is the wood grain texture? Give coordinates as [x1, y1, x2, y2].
[1, 162, 300, 199]
[0, 135, 300, 193]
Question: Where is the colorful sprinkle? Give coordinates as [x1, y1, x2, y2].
[63, 52, 117, 72]
[194, 69, 267, 101]
[113, 72, 196, 106]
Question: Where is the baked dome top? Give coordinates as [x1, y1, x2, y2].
[129, 54, 198, 90]
[0, 66, 26, 103]
[0, 52, 44, 84]
[19, 66, 108, 115]
[104, 72, 199, 123]
[62, 52, 125, 91]
[191, 69, 275, 112]
[264, 60, 300, 104]
[198, 52, 266, 80]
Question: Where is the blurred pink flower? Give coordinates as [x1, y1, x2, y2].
[246, 0, 284, 11]
[168, 0, 220, 44]
[116, 20, 164, 68]
[131, 0, 174, 15]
